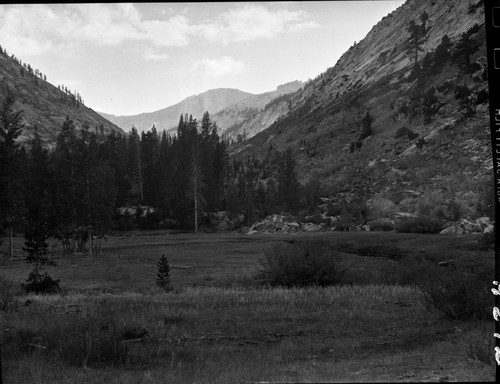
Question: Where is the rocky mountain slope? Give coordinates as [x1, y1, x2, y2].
[0, 50, 123, 146]
[211, 80, 303, 140]
[230, 0, 491, 222]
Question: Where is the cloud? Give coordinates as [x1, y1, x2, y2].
[0, 3, 318, 57]
[143, 49, 169, 61]
[191, 56, 245, 77]
[204, 5, 319, 44]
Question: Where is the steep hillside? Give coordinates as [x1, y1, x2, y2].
[0, 50, 123, 146]
[230, 0, 490, 221]
[99, 88, 254, 133]
[212, 80, 303, 140]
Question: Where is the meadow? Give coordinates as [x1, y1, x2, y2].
[0, 230, 495, 383]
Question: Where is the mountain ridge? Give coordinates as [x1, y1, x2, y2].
[99, 80, 303, 134]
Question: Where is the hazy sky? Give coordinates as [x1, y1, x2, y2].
[0, 2, 405, 116]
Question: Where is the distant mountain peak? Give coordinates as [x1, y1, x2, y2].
[99, 85, 303, 133]
[276, 80, 303, 91]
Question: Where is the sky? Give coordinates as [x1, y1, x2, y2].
[0, 1, 405, 116]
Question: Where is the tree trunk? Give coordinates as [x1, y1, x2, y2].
[194, 166, 198, 235]
[88, 227, 93, 257]
[137, 140, 144, 203]
[98, 236, 102, 257]
[8, 227, 14, 260]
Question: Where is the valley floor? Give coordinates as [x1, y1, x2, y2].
[0, 231, 495, 383]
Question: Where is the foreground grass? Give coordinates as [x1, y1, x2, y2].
[1, 231, 494, 382]
[3, 285, 494, 383]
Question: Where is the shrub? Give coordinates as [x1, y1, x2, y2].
[479, 229, 495, 251]
[420, 263, 491, 320]
[325, 202, 342, 217]
[466, 322, 496, 367]
[454, 85, 471, 100]
[384, 257, 441, 286]
[114, 211, 135, 231]
[23, 271, 60, 294]
[395, 216, 444, 234]
[138, 209, 162, 230]
[476, 89, 489, 105]
[422, 87, 440, 123]
[367, 219, 395, 232]
[394, 126, 418, 140]
[260, 239, 347, 287]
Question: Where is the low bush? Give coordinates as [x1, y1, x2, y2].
[137, 209, 162, 230]
[23, 271, 60, 294]
[260, 239, 347, 287]
[367, 219, 395, 232]
[466, 322, 496, 367]
[476, 89, 489, 105]
[420, 263, 491, 320]
[384, 257, 441, 286]
[479, 229, 495, 251]
[113, 211, 135, 231]
[395, 216, 444, 234]
[394, 126, 418, 140]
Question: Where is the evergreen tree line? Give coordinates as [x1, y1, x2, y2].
[0, 43, 48, 85]
[0, 93, 305, 258]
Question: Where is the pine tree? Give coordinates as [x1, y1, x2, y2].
[406, 12, 430, 67]
[127, 127, 143, 203]
[454, 31, 479, 72]
[52, 117, 82, 254]
[277, 149, 301, 213]
[359, 110, 373, 140]
[24, 128, 52, 266]
[156, 254, 172, 291]
[23, 213, 60, 293]
[0, 89, 25, 260]
[23, 131, 59, 292]
[189, 142, 206, 234]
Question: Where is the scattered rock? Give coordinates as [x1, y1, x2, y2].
[440, 226, 464, 235]
[440, 217, 494, 235]
[484, 224, 494, 234]
[246, 213, 329, 235]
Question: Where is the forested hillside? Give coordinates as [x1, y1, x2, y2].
[0, 44, 123, 146]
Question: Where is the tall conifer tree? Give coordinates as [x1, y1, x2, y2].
[0, 89, 25, 259]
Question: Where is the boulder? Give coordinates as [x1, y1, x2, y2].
[484, 224, 494, 234]
[303, 223, 323, 232]
[477, 217, 492, 226]
[440, 226, 464, 235]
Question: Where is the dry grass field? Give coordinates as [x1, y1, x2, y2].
[0, 230, 495, 383]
